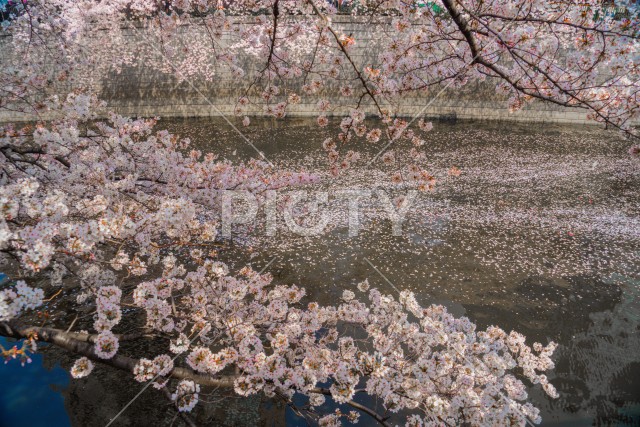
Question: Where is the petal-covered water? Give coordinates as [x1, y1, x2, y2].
[2, 118, 638, 425]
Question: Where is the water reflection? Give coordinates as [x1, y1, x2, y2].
[0, 338, 70, 427]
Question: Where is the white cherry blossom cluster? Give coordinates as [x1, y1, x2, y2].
[94, 330, 119, 359]
[70, 357, 94, 379]
[121, 260, 558, 424]
[3, 1, 634, 424]
[171, 380, 201, 412]
[2, 0, 639, 143]
[0, 95, 317, 290]
[0, 281, 44, 322]
[94, 286, 123, 332]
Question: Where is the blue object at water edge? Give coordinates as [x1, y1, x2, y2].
[0, 337, 71, 427]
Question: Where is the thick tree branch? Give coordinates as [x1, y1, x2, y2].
[440, 0, 481, 61]
[0, 321, 395, 427]
[309, 387, 391, 427]
[441, 0, 639, 139]
[0, 321, 236, 388]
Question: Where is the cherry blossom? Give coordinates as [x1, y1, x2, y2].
[2, 1, 638, 425]
[94, 331, 120, 360]
[0, 281, 44, 322]
[70, 357, 94, 379]
[172, 380, 200, 412]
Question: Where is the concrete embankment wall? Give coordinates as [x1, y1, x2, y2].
[0, 18, 599, 125]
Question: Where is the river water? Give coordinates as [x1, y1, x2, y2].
[1, 118, 639, 426]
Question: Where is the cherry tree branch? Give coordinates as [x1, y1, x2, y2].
[306, 0, 384, 117]
[308, 387, 392, 426]
[0, 321, 236, 388]
[160, 386, 198, 427]
[0, 320, 396, 427]
[441, 0, 639, 139]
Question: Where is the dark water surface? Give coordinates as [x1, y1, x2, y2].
[0, 338, 70, 427]
[1, 118, 639, 426]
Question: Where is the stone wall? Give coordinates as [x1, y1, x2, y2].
[0, 19, 603, 125]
